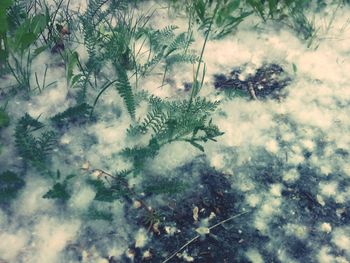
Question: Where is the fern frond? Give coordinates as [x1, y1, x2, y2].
[15, 113, 56, 165]
[139, 52, 164, 75]
[153, 25, 178, 44]
[127, 107, 166, 137]
[51, 103, 92, 125]
[121, 138, 160, 170]
[165, 32, 187, 56]
[166, 53, 199, 65]
[0, 171, 25, 204]
[114, 66, 136, 119]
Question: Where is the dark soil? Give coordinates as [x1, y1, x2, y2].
[214, 63, 292, 100]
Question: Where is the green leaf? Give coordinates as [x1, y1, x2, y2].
[50, 103, 92, 125]
[67, 51, 79, 85]
[33, 43, 50, 57]
[194, 0, 206, 22]
[17, 32, 37, 51]
[0, 170, 25, 204]
[0, 0, 13, 10]
[31, 14, 47, 35]
[227, 0, 240, 13]
[12, 13, 48, 52]
[65, 173, 77, 181]
[268, 0, 278, 17]
[188, 140, 205, 152]
[43, 182, 70, 200]
[15, 113, 56, 166]
[84, 207, 113, 221]
[0, 0, 13, 34]
[70, 74, 83, 87]
[0, 109, 10, 128]
[87, 179, 124, 202]
[115, 66, 136, 119]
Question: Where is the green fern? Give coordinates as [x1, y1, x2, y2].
[0, 109, 10, 128]
[123, 96, 223, 170]
[87, 175, 130, 202]
[50, 103, 92, 125]
[165, 53, 198, 65]
[127, 107, 169, 137]
[43, 182, 70, 200]
[121, 138, 160, 170]
[0, 170, 25, 205]
[138, 25, 197, 76]
[15, 113, 56, 166]
[115, 65, 136, 119]
[43, 172, 77, 200]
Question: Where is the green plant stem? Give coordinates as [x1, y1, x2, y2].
[90, 79, 118, 117]
[188, 3, 219, 109]
[91, 169, 153, 214]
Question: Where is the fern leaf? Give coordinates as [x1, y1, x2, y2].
[166, 53, 199, 65]
[165, 32, 187, 56]
[15, 113, 56, 165]
[0, 171, 25, 205]
[114, 66, 135, 119]
[51, 103, 92, 125]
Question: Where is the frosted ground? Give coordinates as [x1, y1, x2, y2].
[0, 1, 350, 262]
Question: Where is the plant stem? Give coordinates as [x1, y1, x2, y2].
[188, 3, 219, 109]
[162, 211, 250, 263]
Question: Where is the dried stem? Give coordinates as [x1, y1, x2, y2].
[162, 211, 250, 263]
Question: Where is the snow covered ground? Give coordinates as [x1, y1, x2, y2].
[0, 1, 350, 262]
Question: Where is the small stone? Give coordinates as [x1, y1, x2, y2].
[92, 170, 103, 178]
[127, 249, 135, 259]
[143, 250, 152, 260]
[196, 227, 210, 235]
[193, 206, 199, 222]
[82, 161, 90, 171]
[133, 200, 142, 209]
[320, 223, 332, 233]
[209, 212, 216, 220]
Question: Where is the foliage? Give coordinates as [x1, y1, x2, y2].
[125, 96, 223, 170]
[51, 103, 92, 126]
[43, 172, 76, 200]
[0, 108, 10, 128]
[3, 1, 51, 91]
[87, 173, 130, 202]
[43, 182, 70, 200]
[114, 65, 136, 119]
[84, 206, 114, 221]
[245, 0, 318, 42]
[192, 0, 253, 39]
[3, 0, 341, 228]
[137, 25, 198, 76]
[15, 113, 56, 168]
[0, 170, 25, 205]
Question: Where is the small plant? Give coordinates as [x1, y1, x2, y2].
[5, 9, 50, 92]
[0, 108, 10, 128]
[193, 0, 253, 39]
[43, 171, 76, 201]
[125, 96, 223, 172]
[0, 170, 25, 205]
[50, 103, 92, 126]
[14, 113, 56, 170]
